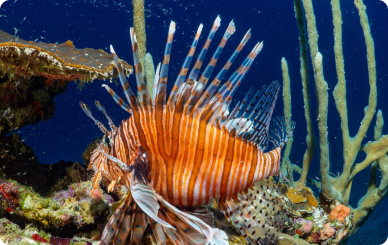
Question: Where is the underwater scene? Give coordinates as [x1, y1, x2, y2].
[0, 0, 387, 244]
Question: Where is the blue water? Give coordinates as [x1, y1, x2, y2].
[0, 0, 387, 243]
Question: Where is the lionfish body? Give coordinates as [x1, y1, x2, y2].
[82, 16, 294, 245]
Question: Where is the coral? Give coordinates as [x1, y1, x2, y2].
[0, 177, 111, 230]
[60, 212, 71, 223]
[0, 28, 133, 141]
[53, 187, 75, 206]
[280, 184, 318, 215]
[0, 180, 19, 212]
[328, 204, 351, 223]
[0, 30, 132, 84]
[31, 233, 48, 243]
[90, 189, 102, 202]
[279, 0, 388, 241]
[295, 218, 313, 234]
[320, 223, 336, 240]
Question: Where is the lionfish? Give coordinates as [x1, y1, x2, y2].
[80, 16, 294, 245]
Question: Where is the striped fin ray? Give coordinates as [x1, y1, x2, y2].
[208, 42, 264, 133]
[110, 45, 139, 108]
[79, 101, 109, 135]
[129, 28, 152, 107]
[167, 24, 203, 112]
[95, 101, 117, 131]
[231, 81, 280, 143]
[177, 15, 221, 107]
[152, 63, 161, 104]
[186, 20, 236, 112]
[222, 88, 257, 134]
[112, 197, 135, 244]
[187, 15, 221, 83]
[247, 82, 281, 147]
[149, 217, 169, 245]
[131, 181, 175, 229]
[100, 193, 152, 245]
[158, 196, 229, 245]
[219, 41, 264, 101]
[100, 194, 131, 245]
[269, 116, 295, 148]
[193, 29, 252, 116]
[154, 21, 176, 108]
[152, 21, 177, 161]
[101, 84, 133, 114]
[164, 23, 203, 159]
[129, 204, 148, 244]
[100, 150, 130, 172]
[203, 65, 250, 128]
[198, 41, 263, 122]
[159, 207, 206, 244]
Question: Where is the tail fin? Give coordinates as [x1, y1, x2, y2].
[269, 116, 295, 149]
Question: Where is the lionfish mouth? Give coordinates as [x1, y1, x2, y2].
[81, 15, 294, 245]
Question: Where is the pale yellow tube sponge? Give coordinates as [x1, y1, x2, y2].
[144, 53, 156, 98]
[132, 0, 146, 62]
[283, 0, 388, 238]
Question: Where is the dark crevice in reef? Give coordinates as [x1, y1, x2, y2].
[0, 133, 76, 196]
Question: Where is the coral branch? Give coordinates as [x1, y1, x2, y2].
[350, 111, 388, 235]
[293, 0, 315, 187]
[297, 0, 334, 197]
[280, 57, 294, 185]
[332, 0, 377, 204]
[144, 53, 155, 98]
[287, 0, 386, 239]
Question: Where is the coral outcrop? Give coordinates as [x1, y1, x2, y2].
[0, 29, 132, 136]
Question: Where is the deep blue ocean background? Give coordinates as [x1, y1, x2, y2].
[0, 0, 387, 244]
